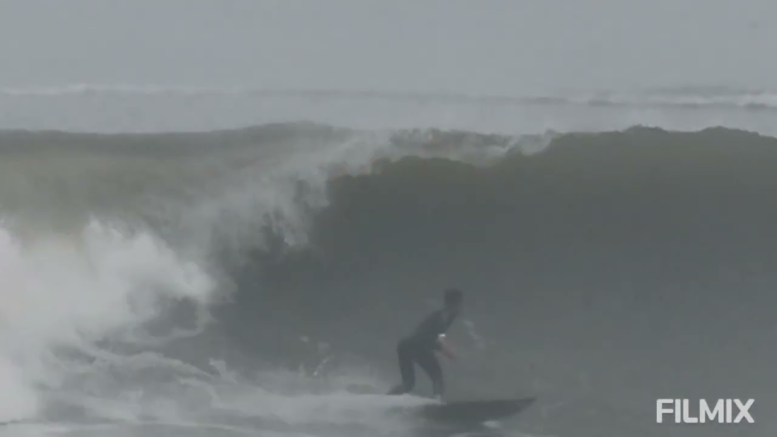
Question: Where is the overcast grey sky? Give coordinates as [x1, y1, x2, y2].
[1, 0, 774, 94]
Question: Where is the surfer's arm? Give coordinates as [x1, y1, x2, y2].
[437, 333, 457, 359]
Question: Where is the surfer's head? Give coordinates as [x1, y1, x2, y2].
[443, 288, 463, 314]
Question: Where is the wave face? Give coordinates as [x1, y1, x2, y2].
[1, 123, 776, 437]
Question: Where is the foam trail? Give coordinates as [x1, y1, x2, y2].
[0, 220, 215, 423]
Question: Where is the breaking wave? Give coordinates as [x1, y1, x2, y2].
[1, 123, 776, 436]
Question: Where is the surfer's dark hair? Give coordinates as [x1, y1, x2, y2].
[444, 288, 463, 306]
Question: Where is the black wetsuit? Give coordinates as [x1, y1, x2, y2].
[388, 309, 456, 397]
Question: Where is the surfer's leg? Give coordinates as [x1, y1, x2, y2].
[388, 338, 415, 394]
[416, 350, 443, 398]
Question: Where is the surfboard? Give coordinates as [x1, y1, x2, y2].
[418, 397, 535, 424]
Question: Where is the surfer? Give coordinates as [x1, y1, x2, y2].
[388, 288, 463, 400]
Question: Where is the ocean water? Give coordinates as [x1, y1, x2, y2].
[1, 85, 776, 437]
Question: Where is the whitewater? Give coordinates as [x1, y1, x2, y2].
[1, 85, 776, 437]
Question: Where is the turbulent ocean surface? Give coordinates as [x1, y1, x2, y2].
[1, 88, 777, 437]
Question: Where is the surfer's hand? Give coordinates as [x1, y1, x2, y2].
[438, 335, 457, 360]
[441, 345, 457, 360]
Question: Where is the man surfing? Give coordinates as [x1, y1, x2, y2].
[388, 288, 463, 401]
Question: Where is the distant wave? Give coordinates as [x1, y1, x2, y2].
[3, 84, 777, 112]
